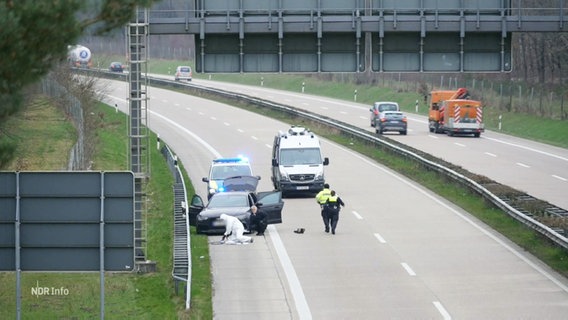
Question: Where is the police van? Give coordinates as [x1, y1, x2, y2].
[202, 157, 259, 199]
[271, 126, 329, 196]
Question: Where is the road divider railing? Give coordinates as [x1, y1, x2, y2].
[87, 68, 568, 251]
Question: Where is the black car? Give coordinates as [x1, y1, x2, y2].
[109, 62, 124, 72]
[188, 176, 284, 234]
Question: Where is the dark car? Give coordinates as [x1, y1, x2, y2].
[375, 111, 408, 135]
[370, 101, 400, 127]
[109, 62, 124, 72]
[188, 176, 284, 234]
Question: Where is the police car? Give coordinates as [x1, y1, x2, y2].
[202, 157, 260, 199]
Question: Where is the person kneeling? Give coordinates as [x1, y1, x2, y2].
[249, 205, 267, 236]
[220, 214, 253, 244]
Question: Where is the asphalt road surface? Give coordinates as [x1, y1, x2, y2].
[189, 78, 568, 212]
[102, 79, 568, 319]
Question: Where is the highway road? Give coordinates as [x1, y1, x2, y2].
[188, 78, 568, 212]
[102, 78, 568, 319]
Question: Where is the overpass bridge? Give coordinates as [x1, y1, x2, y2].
[142, 0, 567, 73]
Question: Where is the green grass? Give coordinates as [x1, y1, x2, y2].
[2, 98, 76, 170]
[0, 101, 212, 319]
[4, 62, 566, 317]
[139, 58, 568, 149]
[180, 88, 568, 279]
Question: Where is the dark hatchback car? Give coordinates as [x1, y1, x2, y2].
[370, 101, 400, 127]
[109, 62, 124, 72]
[188, 176, 284, 234]
[375, 111, 408, 135]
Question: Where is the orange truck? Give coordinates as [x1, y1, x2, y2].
[428, 88, 484, 137]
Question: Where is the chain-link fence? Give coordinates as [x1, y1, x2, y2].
[324, 72, 568, 120]
[39, 76, 88, 170]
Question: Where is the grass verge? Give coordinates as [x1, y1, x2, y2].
[172, 87, 568, 279]
[0, 101, 212, 319]
[146, 58, 568, 149]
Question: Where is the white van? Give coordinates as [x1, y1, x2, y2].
[271, 126, 329, 196]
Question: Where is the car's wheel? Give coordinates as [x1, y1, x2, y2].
[378, 128, 384, 134]
[474, 132, 480, 138]
[401, 130, 407, 135]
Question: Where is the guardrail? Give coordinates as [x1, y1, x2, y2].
[160, 142, 191, 310]
[145, 75, 568, 251]
[86, 67, 567, 250]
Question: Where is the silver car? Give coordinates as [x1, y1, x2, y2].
[174, 66, 192, 81]
[370, 101, 400, 127]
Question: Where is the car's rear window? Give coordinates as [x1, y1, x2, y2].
[211, 165, 252, 180]
[378, 104, 398, 112]
[179, 67, 191, 73]
[209, 194, 249, 207]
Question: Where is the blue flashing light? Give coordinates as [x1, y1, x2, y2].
[213, 156, 249, 163]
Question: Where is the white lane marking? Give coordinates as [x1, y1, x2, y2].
[237, 129, 244, 133]
[323, 139, 568, 293]
[359, 116, 367, 120]
[162, 99, 168, 103]
[265, 144, 272, 149]
[454, 143, 466, 147]
[251, 136, 258, 140]
[185, 107, 191, 111]
[149, 111, 221, 158]
[401, 263, 416, 276]
[223, 122, 230, 126]
[340, 111, 348, 115]
[141, 107, 310, 319]
[484, 152, 497, 157]
[268, 225, 312, 319]
[174, 103, 180, 107]
[198, 112, 204, 116]
[552, 175, 567, 181]
[351, 211, 363, 220]
[210, 116, 217, 121]
[433, 301, 452, 320]
[428, 135, 439, 139]
[516, 162, 530, 168]
[320, 106, 329, 110]
[373, 233, 386, 243]
[302, 102, 310, 106]
[484, 136, 568, 162]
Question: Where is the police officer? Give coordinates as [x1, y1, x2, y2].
[325, 190, 345, 235]
[315, 183, 332, 232]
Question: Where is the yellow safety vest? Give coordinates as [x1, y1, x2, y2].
[316, 189, 331, 204]
[327, 195, 338, 203]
